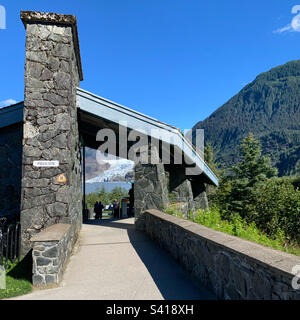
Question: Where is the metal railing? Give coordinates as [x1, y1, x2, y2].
[0, 217, 21, 269]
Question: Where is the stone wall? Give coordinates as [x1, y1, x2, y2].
[168, 166, 193, 203]
[20, 12, 83, 254]
[0, 123, 23, 221]
[134, 163, 169, 230]
[143, 209, 300, 300]
[165, 165, 209, 217]
[31, 223, 74, 286]
[191, 181, 208, 210]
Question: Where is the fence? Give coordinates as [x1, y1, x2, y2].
[0, 217, 21, 269]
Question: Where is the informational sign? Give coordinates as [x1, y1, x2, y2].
[57, 174, 67, 183]
[33, 161, 59, 167]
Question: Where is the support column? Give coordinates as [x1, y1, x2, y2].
[168, 165, 193, 202]
[191, 180, 209, 210]
[20, 11, 83, 254]
[134, 146, 169, 230]
[167, 165, 194, 217]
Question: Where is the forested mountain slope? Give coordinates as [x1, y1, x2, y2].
[192, 60, 300, 175]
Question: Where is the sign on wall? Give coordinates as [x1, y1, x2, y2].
[33, 161, 60, 167]
[57, 174, 67, 183]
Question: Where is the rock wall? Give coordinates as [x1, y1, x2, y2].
[143, 209, 300, 300]
[134, 163, 169, 230]
[191, 181, 208, 210]
[168, 165, 193, 203]
[166, 165, 209, 217]
[134, 161, 210, 226]
[20, 12, 83, 254]
[31, 223, 74, 286]
[0, 123, 23, 221]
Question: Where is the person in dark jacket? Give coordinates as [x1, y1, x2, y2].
[98, 201, 104, 220]
[128, 183, 134, 217]
[112, 199, 120, 219]
[94, 201, 99, 219]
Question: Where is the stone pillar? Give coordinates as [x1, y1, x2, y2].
[168, 165, 193, 203]
[191, 181, 209, 210]
[20, 11, 83, 254]
[134, 144, 169, 230]
[165, 165, 193, 217]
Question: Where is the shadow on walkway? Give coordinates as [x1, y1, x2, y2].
[84, 218, 216, 300]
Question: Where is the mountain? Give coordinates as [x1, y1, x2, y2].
[85, 148, 110, 180]
[85, 148, 134, 183]
[86, 159, 134, 183]
[192, 60, 300, 176]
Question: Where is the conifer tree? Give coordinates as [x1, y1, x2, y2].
[204, 141, 220, 177]
[228, 133, 278, 219]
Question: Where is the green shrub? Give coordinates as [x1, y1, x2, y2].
[250, 178, 300, 242]
[210, 134, 300, 246]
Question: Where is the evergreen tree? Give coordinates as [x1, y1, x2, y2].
[204, 142, 223, 204]
[192, 60, 300, 176]
[204, 142, 220, 177]
[225, 133, 278, 220]
[231, 133, 278, 185]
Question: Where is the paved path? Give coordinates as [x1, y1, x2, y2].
[13, 218, 215, 300]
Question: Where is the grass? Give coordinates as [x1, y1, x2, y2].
[164, 206, 300, 257]
[0, 252, 32, 299]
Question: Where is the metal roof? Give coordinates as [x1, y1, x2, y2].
[0, 92, 219, 186]
[77, 88, 218, 186]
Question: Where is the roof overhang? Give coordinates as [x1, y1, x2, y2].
[77, 88, 218, 186]
[0, 102, 24, 129]
[0, 92, 219, 186]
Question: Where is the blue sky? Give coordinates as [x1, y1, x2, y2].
[0, 0, 300, 130]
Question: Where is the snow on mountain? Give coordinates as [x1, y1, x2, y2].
[86, 158, 134, 183]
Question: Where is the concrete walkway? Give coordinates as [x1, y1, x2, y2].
[12, 218, 215, 300]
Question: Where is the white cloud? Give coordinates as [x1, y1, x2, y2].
[274, 24, 293, 33]
[0, 99, 17, 108]
[274, 12, 300, 33]
[292, 5, 300, 14]
[291, 15, 300, 31]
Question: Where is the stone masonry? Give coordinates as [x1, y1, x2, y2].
[20, 11, 83, 255]
[31, 223, 74, 286]
[168, 165, 194, 203]
[191, 180, 208, 210]
[134, 148, 210, 226]
[134, 162, 169, 230]
[165, 165, 209, 217]
[134, 144, 170, 230]
[144, 209, 300, 300]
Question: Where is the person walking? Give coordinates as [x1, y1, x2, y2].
[94, 201, 99, 219]
[112, 199, 120, 219]
[128, 183, 134, 217]
[98, 201, 104, 220]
